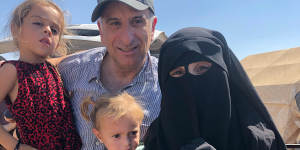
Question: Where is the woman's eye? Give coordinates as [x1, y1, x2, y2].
[195, 66, 209, 73]
[169, 66, 185, 78]
[188, 61, 212, 76]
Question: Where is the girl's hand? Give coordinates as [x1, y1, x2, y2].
[19, 144, 37, 150]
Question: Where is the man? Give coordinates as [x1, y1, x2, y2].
[58, 0, 161, 149]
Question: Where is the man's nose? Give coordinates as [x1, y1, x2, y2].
[119, 25, 135, 46]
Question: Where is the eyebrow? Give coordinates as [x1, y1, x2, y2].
[104, 14, 147, 23]
[133, 15, 146, 19]
[30, 15, 60, 28]
[30, 15, 46, 20]
[104, 17, 119, 23]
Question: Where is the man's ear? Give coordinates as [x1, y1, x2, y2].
[151, 16, 157, 41]
[92, 128, 103, 143]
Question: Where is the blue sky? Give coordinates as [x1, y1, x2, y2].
[1, 0, 300, 60]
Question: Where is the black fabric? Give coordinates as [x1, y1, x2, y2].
[180, 138, 216, 150]
[144, 27, 286, 150]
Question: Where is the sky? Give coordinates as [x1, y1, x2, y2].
[1, 0, 300, 60]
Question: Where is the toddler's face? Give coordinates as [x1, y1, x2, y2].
[93, 114, 141, 150]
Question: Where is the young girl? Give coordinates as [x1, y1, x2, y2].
[0, 0, 82, 149]
[81, 92, 144, 150]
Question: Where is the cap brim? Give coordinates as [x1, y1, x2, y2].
[91, 3, 104, 22]
[91, 0, 149, 22]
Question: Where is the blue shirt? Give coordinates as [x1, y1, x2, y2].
[58, 47, 161, 150]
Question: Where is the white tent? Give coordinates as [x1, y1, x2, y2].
[241, 47, 300, 144]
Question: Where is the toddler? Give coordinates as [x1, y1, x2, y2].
[81, 92, 144, 150]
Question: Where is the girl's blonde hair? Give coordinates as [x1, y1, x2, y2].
[81, 92, 144, 130]
[10, 0, 68, 56]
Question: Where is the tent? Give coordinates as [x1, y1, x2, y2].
[241, 47, 300, 144]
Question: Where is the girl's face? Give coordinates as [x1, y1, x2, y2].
[93, 114, 141, 150]
[16, 4, 62, 63]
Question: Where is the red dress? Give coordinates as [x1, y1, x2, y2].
[5, 61, 82, 150]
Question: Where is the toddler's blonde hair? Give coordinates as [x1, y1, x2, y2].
[81, 92, 144, 130]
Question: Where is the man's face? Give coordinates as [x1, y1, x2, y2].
[97, 2, 157, 70]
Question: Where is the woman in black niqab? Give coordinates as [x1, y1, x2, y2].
[144, 27, 286, 150]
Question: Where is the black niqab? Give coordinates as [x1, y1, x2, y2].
[144, 27, 286, 150]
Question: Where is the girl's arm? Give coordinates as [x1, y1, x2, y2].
[0, 63, 18, 150]
[47, 55, 68, 67]
[47, 50, 85, 66]
[0, 64, 36, 150]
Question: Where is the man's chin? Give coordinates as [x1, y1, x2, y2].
[119, 61, 144, 71]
